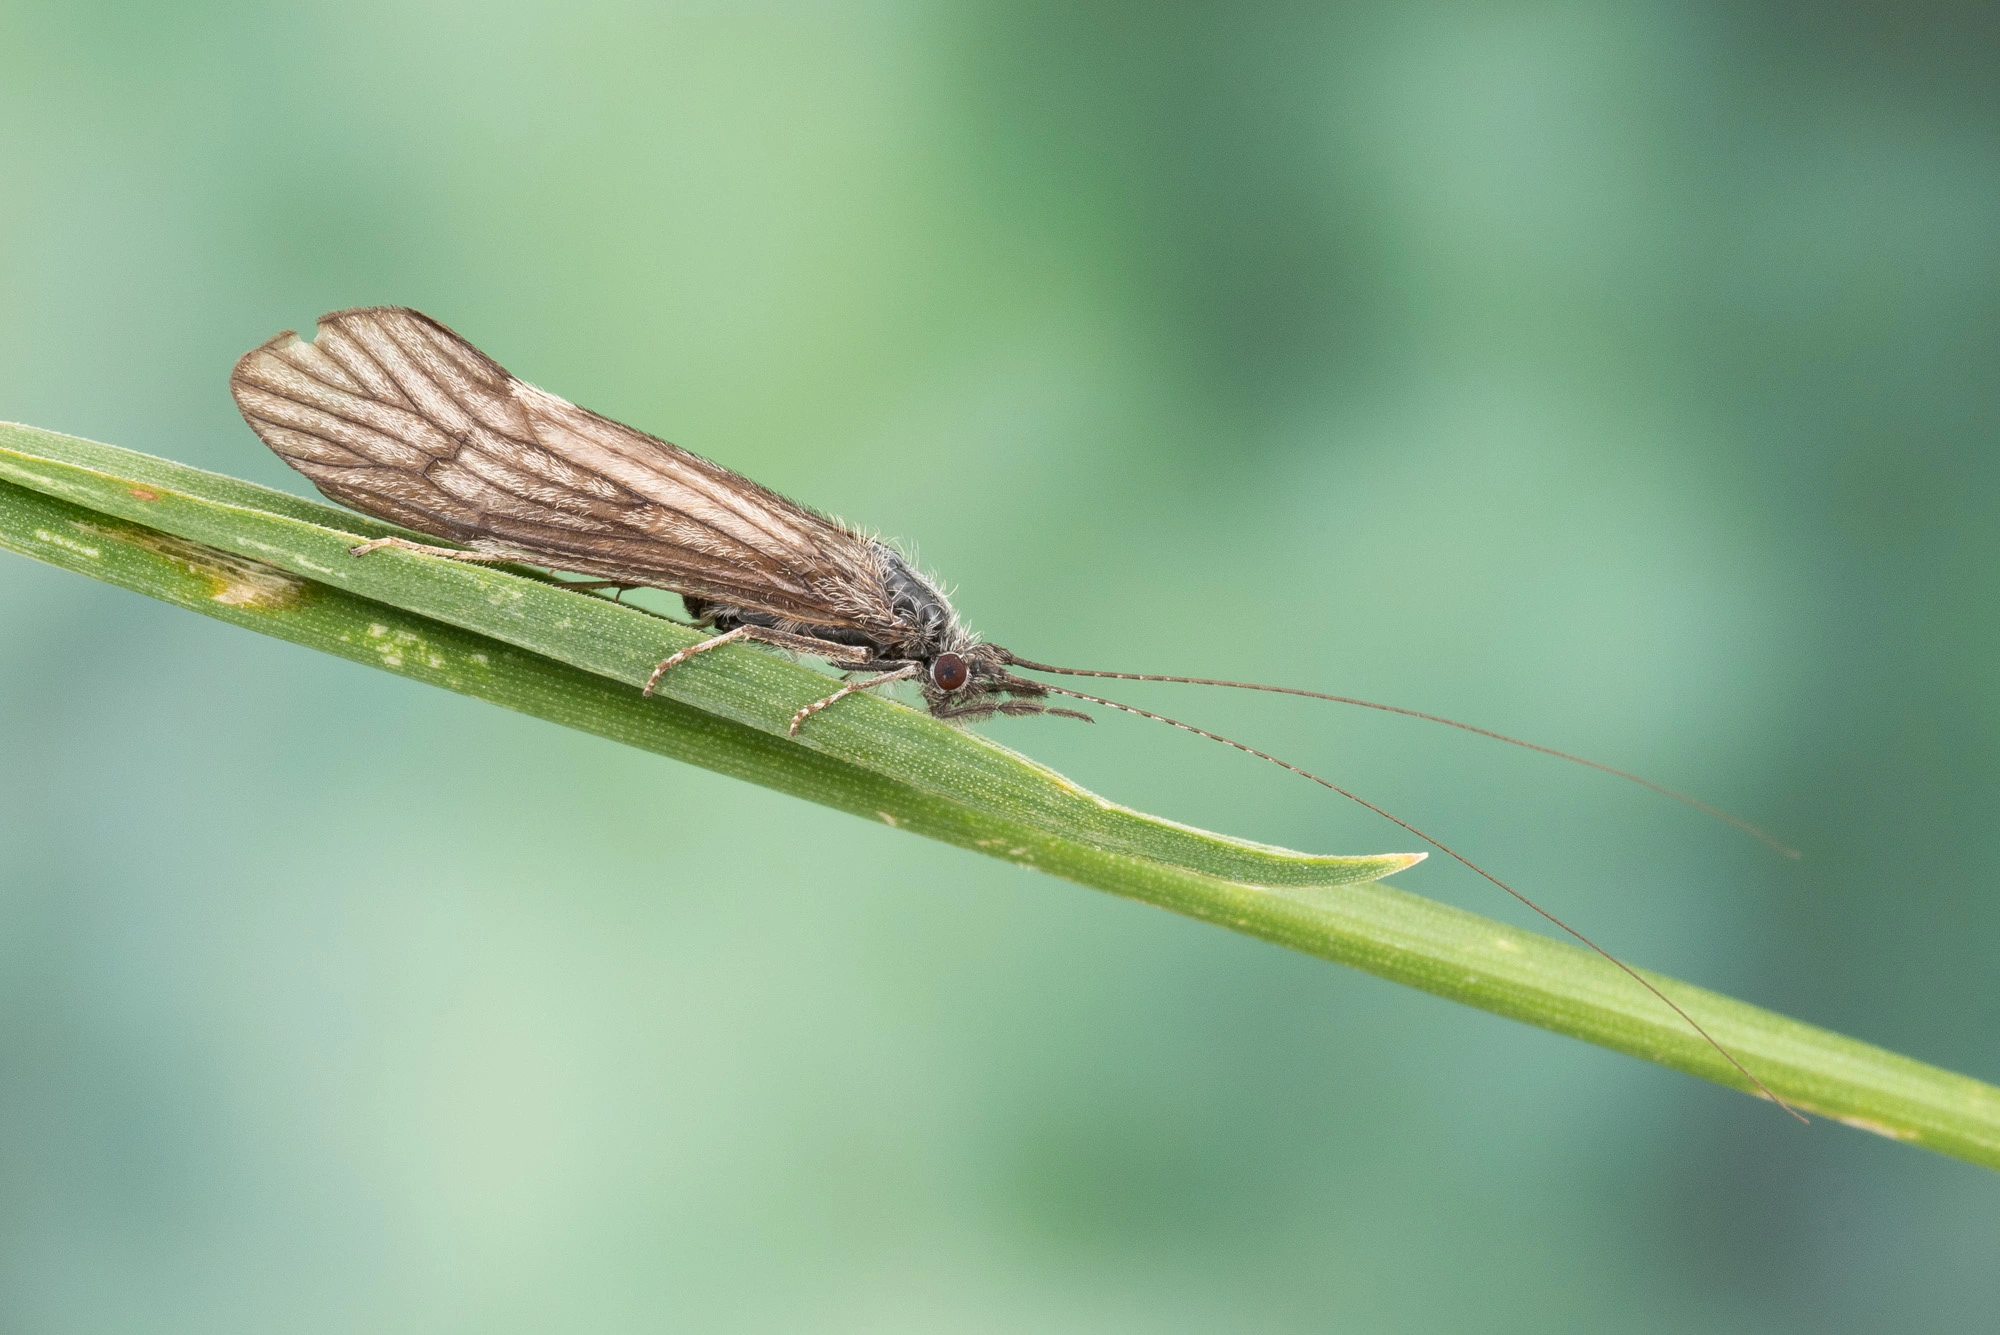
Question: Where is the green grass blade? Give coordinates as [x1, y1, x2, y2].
[4, 427, 1999, 1170]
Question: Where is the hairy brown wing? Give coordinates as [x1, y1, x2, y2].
[229, 306, 889, 628]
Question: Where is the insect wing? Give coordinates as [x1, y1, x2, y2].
[229, 307, 885, 627]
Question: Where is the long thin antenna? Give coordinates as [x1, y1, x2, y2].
[1034, 680, 1808, 1123]
[1004, 655, 1799, 859]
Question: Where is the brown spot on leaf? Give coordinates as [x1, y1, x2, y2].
[128, 486, 160, 501]
[79, 522, 306, 609]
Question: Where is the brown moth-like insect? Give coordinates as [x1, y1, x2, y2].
[230, 306, 1083, 733]
[230, 307, 1801, 1118]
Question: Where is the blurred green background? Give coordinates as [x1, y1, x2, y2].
[3, 2, 1997, 1329]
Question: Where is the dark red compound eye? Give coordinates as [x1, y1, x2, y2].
[930, 652, 969, 692]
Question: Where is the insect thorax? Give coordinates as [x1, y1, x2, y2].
[683, 542, 972, 665]
[870, 542, 969, 658]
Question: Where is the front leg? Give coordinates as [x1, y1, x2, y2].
[788, 665, 922, 735]
[642, 625, 877, 697]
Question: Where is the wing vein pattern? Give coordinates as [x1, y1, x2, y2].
[231, 306, 894, 631]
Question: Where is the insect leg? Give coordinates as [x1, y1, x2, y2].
[642, 625, 877, 697]
[348, 535, 511, 561]
[788, 665, 922, 736]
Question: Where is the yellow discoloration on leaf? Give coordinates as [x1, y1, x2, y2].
[79, 523, 304, 608]
[1835, 1114, 1919, 1142]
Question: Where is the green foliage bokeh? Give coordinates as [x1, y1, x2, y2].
[2, 4, 1996, 1330]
